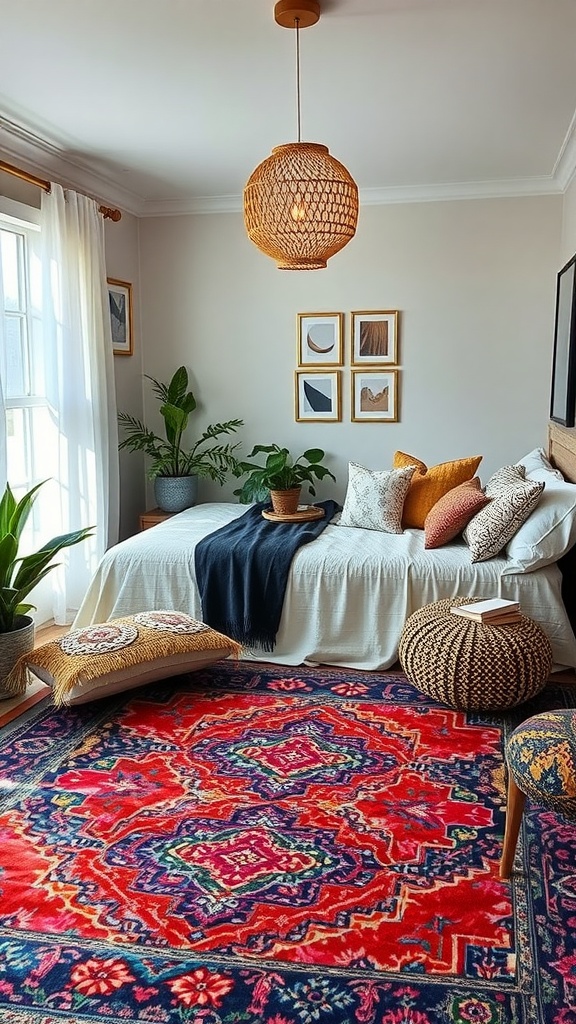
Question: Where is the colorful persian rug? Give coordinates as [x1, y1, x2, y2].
[0, 661, 574, 1024]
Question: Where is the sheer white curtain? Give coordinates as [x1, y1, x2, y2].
[0, 254, 7, 490]
[39, 183, 119, 623]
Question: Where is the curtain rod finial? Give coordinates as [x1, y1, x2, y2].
[99, 206, 122, 222]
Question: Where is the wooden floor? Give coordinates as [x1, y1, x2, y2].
[31, 621, 576, 688]
[35, 622, 68, 646]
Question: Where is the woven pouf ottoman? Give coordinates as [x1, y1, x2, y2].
[398, 597, 553, 711]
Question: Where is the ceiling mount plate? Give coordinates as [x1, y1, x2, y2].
[274, 0, 320, 29]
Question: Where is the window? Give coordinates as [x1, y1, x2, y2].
[1, 204, 60, 623]
[1, 188, 118, 626]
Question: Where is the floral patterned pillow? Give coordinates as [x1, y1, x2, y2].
[339, 462, 415, 533]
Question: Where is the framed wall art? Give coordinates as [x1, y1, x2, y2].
[351, 369, 399, 422]
[550, 253, 576, 427]
[351, 310, 398, 365]
[107, 278, 133, 356]
[297, 312, 344, 366]
[295, 370, 342, 422]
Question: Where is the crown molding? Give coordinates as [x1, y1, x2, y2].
[358, 176, 561, 206]
[553, 109, 576, 193]
[0, 116, 143, 216]
[0, 112, 572, 219]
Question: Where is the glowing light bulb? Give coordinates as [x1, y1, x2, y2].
[290, 195, 306, 222]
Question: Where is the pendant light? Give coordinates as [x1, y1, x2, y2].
[244, 0, 359, 270]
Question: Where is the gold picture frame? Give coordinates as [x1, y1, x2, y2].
[351, 310, 398, 366]
[107, 278, 133, 356]
[351, 368, 399, 422]
[297, 312, 344, 367]
[295, 370, 342, 422]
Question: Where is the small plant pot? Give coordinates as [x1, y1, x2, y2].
[0, 614, 35, 698]
[270, 487, 302, 516]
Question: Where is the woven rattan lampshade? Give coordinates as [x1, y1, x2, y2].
[244, 2, 359, 270]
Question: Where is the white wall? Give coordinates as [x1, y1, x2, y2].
[138, 195, 563, 505]
[561, 175, 576, 267]
[103, 214, 145, 538]
[0, 168, 566, 517]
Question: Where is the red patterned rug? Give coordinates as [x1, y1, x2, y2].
[0, 661, 573, 1023]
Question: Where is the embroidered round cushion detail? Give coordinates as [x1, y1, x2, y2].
[133, 611, 210, 633]
[399, 597, 552, 711]
[59, 622, 139, 655]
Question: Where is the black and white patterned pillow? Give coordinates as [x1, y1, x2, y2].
[463, 465, 544, 562]
[339, 462, 416, 533]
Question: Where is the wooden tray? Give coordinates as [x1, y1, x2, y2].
[262, 504, 325, 523]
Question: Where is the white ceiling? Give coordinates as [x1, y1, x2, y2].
[1, 0, 576, 216]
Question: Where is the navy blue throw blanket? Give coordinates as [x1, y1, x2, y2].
[194, 500, 340, 651]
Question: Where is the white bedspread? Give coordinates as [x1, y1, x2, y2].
[73, 502, 576, 671]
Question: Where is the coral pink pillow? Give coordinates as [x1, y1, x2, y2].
[424, 478, 490, 549]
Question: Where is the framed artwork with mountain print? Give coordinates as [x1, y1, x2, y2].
[351, 369, 399, 422]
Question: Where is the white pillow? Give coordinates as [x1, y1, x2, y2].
[515, 447, 564, 483]
[339, 462, 415, 533]
[503, 477, 576, 573]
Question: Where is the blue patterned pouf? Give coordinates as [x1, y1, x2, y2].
[506, 709, 576, 815]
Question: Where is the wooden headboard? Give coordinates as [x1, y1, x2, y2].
[548, 422, 576, 483]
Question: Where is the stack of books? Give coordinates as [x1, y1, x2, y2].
[450, 598, 521, 625]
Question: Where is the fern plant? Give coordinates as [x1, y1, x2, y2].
[118, 366, 243, 483]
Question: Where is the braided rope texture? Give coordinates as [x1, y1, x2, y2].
[398, 597, 553, 711]
[506, 709, 576, 814]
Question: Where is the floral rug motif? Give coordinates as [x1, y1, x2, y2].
[0, 661, 574, 1023]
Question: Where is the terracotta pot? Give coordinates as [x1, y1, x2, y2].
[0, 614, 35, 698]
[270, 487, 302, 515]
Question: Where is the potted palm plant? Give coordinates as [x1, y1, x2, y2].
[0, 481, 93, 693]
[233, 443, 336, 515]
[118, 366, 244, 512]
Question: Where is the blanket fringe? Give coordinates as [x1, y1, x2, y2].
[222, 624, 276, 653]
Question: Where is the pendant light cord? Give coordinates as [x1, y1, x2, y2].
[295, 17, 301, 142]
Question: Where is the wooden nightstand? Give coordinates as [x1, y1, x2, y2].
[139, 508, 175, 531]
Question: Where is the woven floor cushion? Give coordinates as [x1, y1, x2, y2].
[398, 597, 552, 710]
[4, 610, 241, 707]
[506, 709, 576, 814]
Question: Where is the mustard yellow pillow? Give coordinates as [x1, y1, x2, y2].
[393, 451, 483, 528]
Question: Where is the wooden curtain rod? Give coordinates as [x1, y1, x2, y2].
[0, 159, 122, 221]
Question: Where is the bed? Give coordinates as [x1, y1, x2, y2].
[73, 426, 576, 673]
